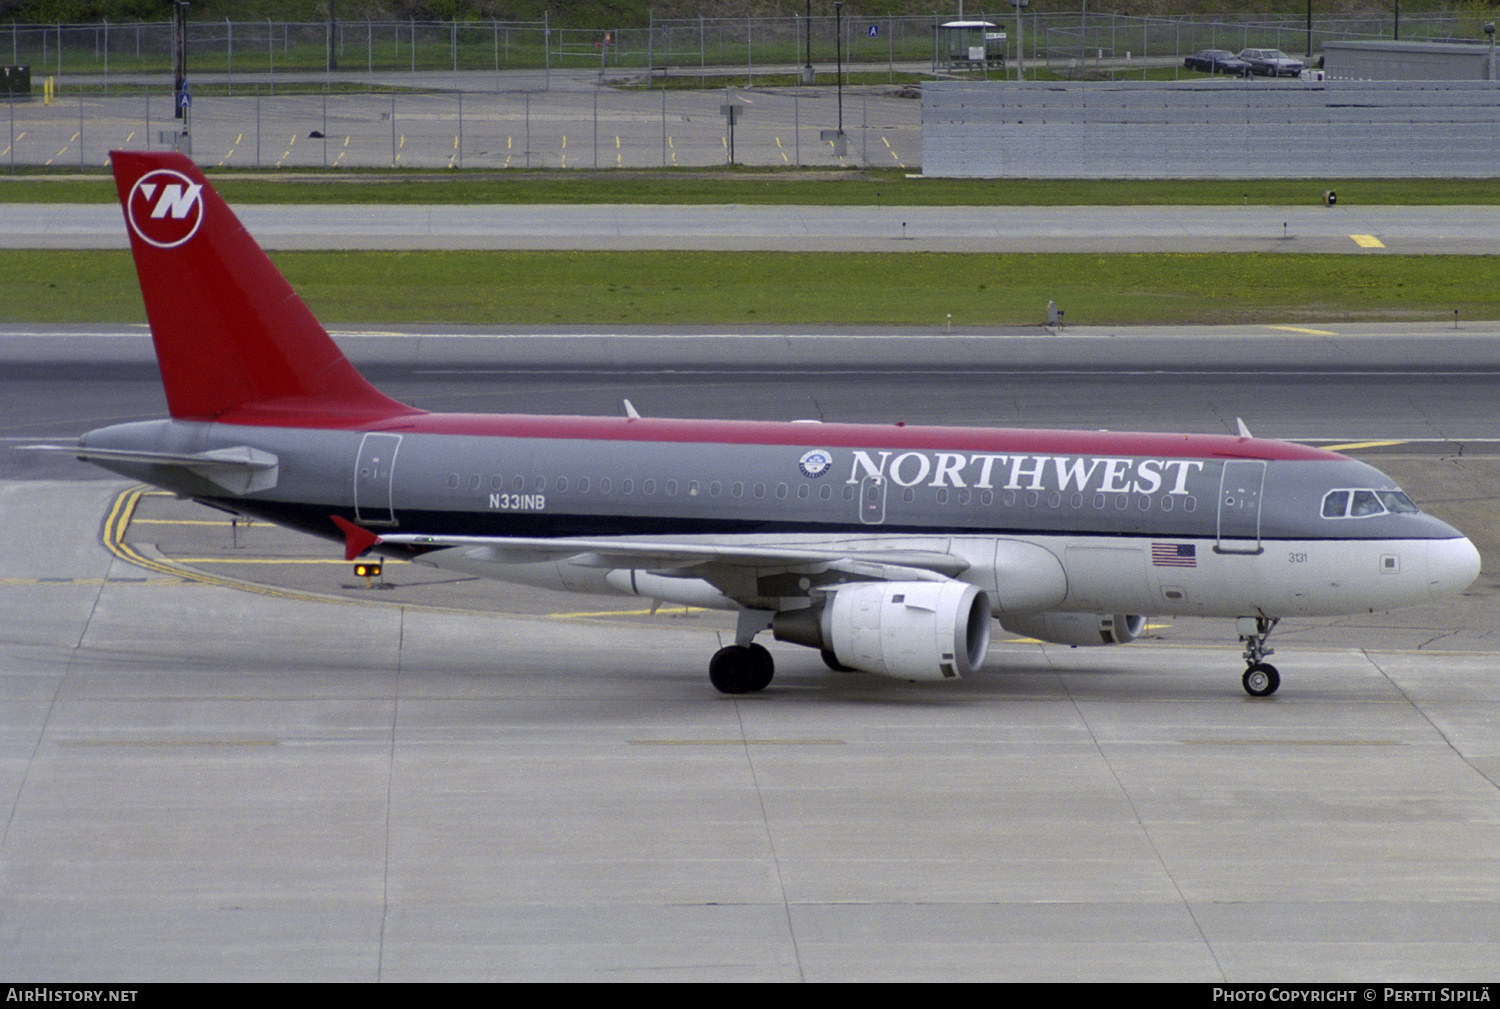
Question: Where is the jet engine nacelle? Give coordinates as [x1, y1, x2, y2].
[773, 580, 991, 681]
[999, 611, 1146, 647]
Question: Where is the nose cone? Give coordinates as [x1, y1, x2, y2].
[1428, 536, 1482, 600]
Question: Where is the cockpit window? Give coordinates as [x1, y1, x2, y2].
[1321, 488, 1421, 519]
[1378, 491, 1419, 514]
[1350, 490, 1382, 517]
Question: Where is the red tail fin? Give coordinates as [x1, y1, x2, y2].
[111, 151, 419, 425]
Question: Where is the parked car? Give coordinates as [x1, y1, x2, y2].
[1238, 48, 1305, 77]
[1184, 49, 1251, 75]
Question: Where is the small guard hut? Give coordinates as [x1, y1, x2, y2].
[934, 21, 1007, 73]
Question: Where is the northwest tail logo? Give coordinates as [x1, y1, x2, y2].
[125, 168, 204, 249]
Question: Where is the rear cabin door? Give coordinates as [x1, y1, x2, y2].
[354, 433, 403, 526]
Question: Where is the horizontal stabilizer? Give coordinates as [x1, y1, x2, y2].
[23, 443, 279, 494]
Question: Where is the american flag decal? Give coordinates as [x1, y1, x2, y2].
[1152, 543, 1197, 568]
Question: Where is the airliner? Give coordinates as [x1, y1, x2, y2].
[57, 151, 1481, 697]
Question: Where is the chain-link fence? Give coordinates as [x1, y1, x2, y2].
[1, 13, 1489, 172]
[3, 85, 921, 171]
[2, 13, 1480, 82]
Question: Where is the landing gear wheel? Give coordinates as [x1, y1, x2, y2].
[710, 645, 774, 694]
[1243, 662, 1281, 697]
[745, 643, 774, 691]
[821, 648, 856, 673]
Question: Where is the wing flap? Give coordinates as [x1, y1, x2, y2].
[373, 533, 970, 579]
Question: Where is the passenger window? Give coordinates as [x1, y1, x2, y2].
[1322, 491, 1349, 518]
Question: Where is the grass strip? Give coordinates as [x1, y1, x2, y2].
[4, 169, 1499, 207]
[5, 248, 1496, 326]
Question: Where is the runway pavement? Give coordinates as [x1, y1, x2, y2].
[7, 201, 1500, 254]
[5, 66, 1500, 980]
[3, 323, 1499, 981]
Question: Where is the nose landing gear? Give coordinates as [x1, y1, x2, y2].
[1238, 616, 1281, 697]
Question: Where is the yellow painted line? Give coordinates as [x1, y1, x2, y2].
[0, 577, 179, 586]
[630, 739, 845, 746]
[551, 605, 702, 618]
[1181, 739, 1403, 746]
[133, 518, 237, 526]
[1351, 234, 1385, 248]
[1267, 325, 1338, 336]
[1322, 439, 1408, 451]
[175, 557, 408, 565]
[61, 739, 278, 748]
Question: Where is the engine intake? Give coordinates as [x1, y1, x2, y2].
[774, 580, 991, 681]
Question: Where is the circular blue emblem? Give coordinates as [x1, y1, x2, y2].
[798, 449, 833, 478]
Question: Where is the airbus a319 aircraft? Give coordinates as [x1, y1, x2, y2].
[63, 151, 1481, 697]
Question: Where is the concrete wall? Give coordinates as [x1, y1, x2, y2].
[922, 80, 1500, 178]
[1323, 40, 1493, 81]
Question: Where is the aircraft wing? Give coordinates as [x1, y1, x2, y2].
[371, 531, 971, 581]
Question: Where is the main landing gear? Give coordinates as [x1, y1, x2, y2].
[709, 643, 773, 694]
[1238, 615, 1281, 697]
[709, 610, 776, 695]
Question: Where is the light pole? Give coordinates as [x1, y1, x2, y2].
[834, 1, 843, 134]
[804, 0, 814, 85]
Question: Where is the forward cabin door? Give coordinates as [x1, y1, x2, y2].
[1216, 459, 1265, 554]
[859, 475, 887, 525]
[354, 433, 403, 526]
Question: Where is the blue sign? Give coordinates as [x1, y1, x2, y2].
[868, 25, 879, 37]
